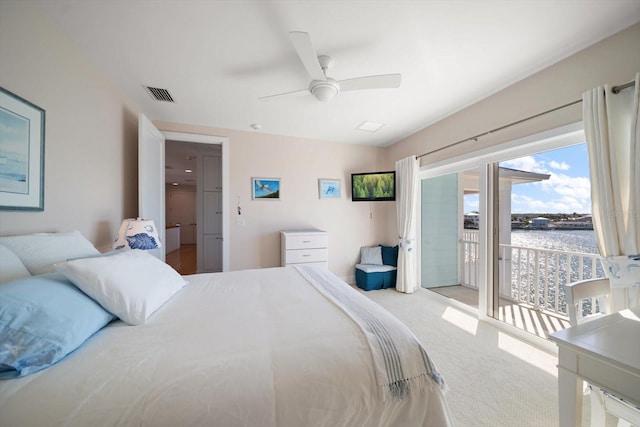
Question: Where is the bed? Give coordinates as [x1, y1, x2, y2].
[0, 231, 452, 427]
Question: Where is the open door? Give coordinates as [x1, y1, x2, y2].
[138, 114, 166, 261]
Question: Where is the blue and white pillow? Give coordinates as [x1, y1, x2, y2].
[0, 273, 115, 379]
[601, 255, 640, 289]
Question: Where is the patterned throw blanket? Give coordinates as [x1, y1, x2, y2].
[295, 265, 447, 400]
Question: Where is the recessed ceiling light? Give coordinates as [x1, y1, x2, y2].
[185, 169, 192, 173]
[357, 121, 385, 132]
[172, 182, 179, 186]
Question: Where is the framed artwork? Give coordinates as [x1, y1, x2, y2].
[318, 178, 340, 199]
[0, 87, 45, 211]
[252, 177, 280, 200]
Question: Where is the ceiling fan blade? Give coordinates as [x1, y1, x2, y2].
[289, 31, 326, 82]
[258, 88, 309, 101]
[338, 73, 402, 92]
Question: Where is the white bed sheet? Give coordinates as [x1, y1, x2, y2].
[0, 267, 451, 427]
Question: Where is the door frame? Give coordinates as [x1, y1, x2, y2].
[139, 114, 166, 261]
[417, 122, 584, 351]
[162, 131, 230, 272]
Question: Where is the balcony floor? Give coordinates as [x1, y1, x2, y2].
[430, 285, 571, 339]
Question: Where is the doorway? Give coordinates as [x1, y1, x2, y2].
[164, 138, 224, 274]
[160, 131, 229, 274]
[165, 140, 218, 274]
[138, 116, 229, 271]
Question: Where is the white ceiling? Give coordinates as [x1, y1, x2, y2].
[36, 0, 640, 147]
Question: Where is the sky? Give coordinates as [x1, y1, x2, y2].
[464, 143, 592, 215]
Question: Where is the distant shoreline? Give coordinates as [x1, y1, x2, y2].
[465, 225, 594, 230]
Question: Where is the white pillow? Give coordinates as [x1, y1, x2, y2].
[0, 230, 100, 275]
[0, 244, 31, 284]
[360, 246, 383, 265]
[55, 250, 186, 325]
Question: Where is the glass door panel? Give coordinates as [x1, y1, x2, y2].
[421, 173, 459, 288]
[421, 167, 482, 309]
[492, 143, 594, 338]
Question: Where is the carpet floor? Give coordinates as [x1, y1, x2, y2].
[360, 287, 592, 427]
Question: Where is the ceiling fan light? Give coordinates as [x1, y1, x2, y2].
[311, 81, 339, 102]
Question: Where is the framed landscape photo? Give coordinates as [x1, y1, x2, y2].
[0, 87, 45, 211]
[252, 177, 280, 200]
[318, 178, 340, 199]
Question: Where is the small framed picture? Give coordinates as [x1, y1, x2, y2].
[0, 87, 45, 211]
[318, 179, 340, 199]
[252, 177, 280, 200]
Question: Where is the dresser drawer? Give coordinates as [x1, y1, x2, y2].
[284, 248, 328, 264]
[284, 234, 328, 250]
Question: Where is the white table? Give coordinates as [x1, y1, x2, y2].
[549, 308, 640, 427]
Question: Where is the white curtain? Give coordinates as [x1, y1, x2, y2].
[395, 156, 420, 293]
[583, 72, 640, 310]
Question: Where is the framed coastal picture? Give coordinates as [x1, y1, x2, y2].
[318, 178, 340, 199]
[0, 87, 45, 211]
[252, 177, 280, 200]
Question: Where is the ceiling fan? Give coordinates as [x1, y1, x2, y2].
[259, 31, 401, 102]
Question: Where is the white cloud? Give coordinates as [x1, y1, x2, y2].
[511, 193, 590, 213]
[541, 173, 591, 200]
[465, 199, 479, 211]
[549, 160, 570, 171]
[501, 156, 549, 174]
[510, 172, 591, 214]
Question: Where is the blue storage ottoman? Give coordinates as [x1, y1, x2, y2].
[355, 245, 398, 291]
[355, 264, 397, 291]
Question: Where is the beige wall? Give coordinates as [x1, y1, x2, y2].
[0, 2, 141, 251]
[382, 22, 640, 243]
[155, 121, 391, 281]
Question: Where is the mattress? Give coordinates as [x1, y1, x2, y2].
[0, 266, 451, 427]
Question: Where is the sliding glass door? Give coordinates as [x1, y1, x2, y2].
[418, 123, 590, 337]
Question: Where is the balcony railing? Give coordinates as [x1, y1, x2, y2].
[460, 231, 606, 317]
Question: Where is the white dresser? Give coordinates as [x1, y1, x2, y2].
[280, 229, 328, 268]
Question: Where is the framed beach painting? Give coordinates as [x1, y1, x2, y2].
[0, 87, 45, 211]
[252, 177, 280, 200]
[318, 178, 340, 199]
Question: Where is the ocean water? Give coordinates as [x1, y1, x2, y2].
[510, 229, 598, 255]
[508, 229, 604, 312]
[460, 229, 601, 313]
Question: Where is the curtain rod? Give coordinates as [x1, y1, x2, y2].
[417, 79, 636, 159]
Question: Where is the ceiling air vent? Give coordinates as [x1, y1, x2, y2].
[144, 85, 175, 103]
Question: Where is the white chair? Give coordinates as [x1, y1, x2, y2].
[565, 278, 640, 427]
